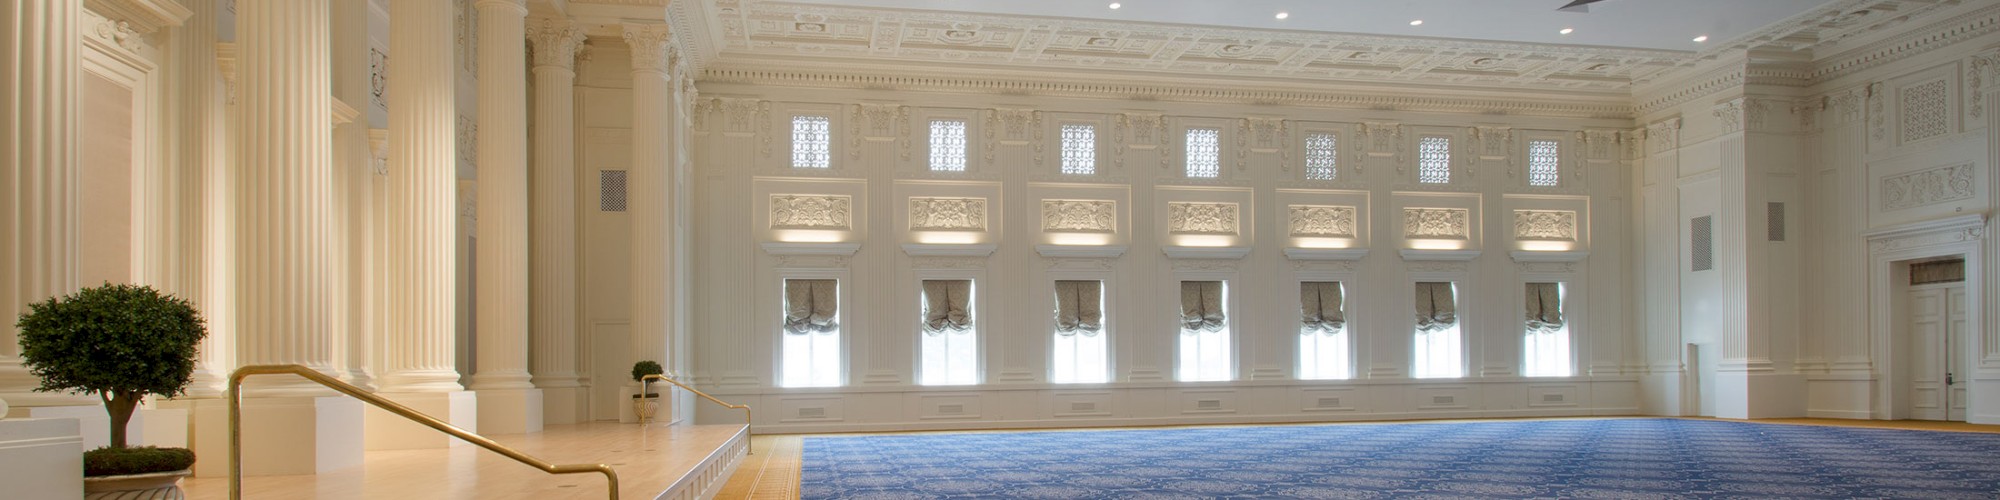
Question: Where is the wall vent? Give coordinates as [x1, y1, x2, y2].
[937, 404, 964, 415]
[1196, 399, 1223, 410]
[1316, 397, 1341, 408]
[1691, 215, 1714, 271]
[1767, 202, 1785, 241]
[599, 170, 628, 212]
[1070, 402, 1097, 412]
[1432, 395, 1455, 405]
[797, 407, 825, 419]
[1542, 393, 1566, 403]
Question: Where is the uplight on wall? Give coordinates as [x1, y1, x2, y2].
[1048, 233, 1114, 246]
[1292, 237, 1354, 249]
[914, 231, 982, 245]
[774, 229, 847, 243]
[1174, 235, 1236, 248]
[1519, 240, 1575, 252]
[1407, 239, 1467, 250]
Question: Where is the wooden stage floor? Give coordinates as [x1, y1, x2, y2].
[181, 422, 748, 499]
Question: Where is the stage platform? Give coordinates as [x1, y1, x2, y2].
[181, 422, 748, 499]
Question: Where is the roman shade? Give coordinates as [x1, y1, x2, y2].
[1180, 280, 1225, 333]
[1301, 281, 1344, 335]
[1414, 282, 1457, 332]
[922, 279, 973, 335]
[783, 279, 838, 335]
[1054, 280, 1104, 336]
[1525, 282, 1564, 332]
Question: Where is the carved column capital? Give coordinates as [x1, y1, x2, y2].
[528, 17, 587, 71]
[621, 23, 675, 73]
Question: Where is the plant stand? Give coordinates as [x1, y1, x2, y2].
[84, 469, 189, 500]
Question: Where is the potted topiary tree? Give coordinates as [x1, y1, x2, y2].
[15, 284, 205, 499]
[631, 360, 664, 421]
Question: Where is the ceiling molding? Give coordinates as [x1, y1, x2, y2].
[700, 64, 1636, 119]
[1807, 1, 2000, 86]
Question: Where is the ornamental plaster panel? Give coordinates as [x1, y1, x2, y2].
[908, 197, 986, 231]
[1881, 163, 1975, 211]
[1403, 208, 1470, 240]
[770, 194, 852, 229]
[1042, 200, 1115, 233]
[1168, 202, 1239, 235]
[1288, 205, 1357, 238]
[1514, 210, 1578, 241]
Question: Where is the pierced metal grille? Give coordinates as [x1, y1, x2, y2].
[929, 119, 967, 172]
[1305, 132, 1337, 180]
[1186, 128, 1220, 178]
[1911, 259, 1965, 285]
[1767, 202, 1785, 242]
[1061, 124, 1095, 175]
[1691, 215, 1713, 271]
[1528, 140, 1560, 187]
[599, 170, 627, 212]
[1418, 136, 1451, 184]
[791, 115, 830, 168]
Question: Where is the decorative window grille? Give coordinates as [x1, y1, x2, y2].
[791, 115, 831, 169]
[1061, 124, 1096, 175]
[1767, 202, 1786, 241]
[598, 170, 627, 212]
[1304, 133, 1337, 180]
[1418, 136, 1451, 184]
[1186, 128, 1221, 178]
[929, 120, 968, 172]
[1528, 140, 1560, 187]
[1691, 216, 1714, 271]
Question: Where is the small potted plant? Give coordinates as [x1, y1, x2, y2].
[15, 284, 205, 499]
[631, 360, 664, 421]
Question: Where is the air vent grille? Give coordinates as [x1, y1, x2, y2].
[798, 407, 825, 419]
[1691, 215, 1714, 271]
[1432, 395, 1455, 405]
[1316, 397, 1341, 408]
[937, 404, 964, 415]
[599, 170, 628, 212]
[1767, 202, 1785, 241]
[1542, 394, 1566, 403]
[1196, 399, 1222, 410]
[1070, 402, 1097, 412]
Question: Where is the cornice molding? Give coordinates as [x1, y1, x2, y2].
[700, 65, 1636, 119]
[84, 0, 191, 34]
[1808, 1, 2000, 85]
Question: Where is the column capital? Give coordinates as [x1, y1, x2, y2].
[622, 23, 675, 73]
[472, 0, 527, 16]
[529, 18, 587, 71]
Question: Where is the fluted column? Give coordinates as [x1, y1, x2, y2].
[470, 0, 533, 391]
[173, 0, 226, 398]
[234, 0, 341, 395]
[380, 0, 465, 393]
[624, 24, 676, 369]
[528, 19, 585, 394]
[0, 0, 87, 407]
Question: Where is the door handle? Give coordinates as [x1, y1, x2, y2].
[1946, 372, 1954, 386]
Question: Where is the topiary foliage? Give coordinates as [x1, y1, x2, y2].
[631, 360, 664, 382]
[83, 446, 196, 476]
[16, 283, 206, 451]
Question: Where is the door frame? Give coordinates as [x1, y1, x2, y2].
[1867, 214, 1985, 420]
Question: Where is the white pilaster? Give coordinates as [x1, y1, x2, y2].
[333, 0, 376, 392]
[381, 0, 469, 394]
[0, 0, 95, 409]
[469, 0, 540, 434]
[170, 0, 226, 398]
[624, 23, 676, 368]
[528, 17, 587, 425]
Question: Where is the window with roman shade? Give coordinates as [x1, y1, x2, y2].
[1054, 280, 1104, 336]
[1412, 281, 1462, 379]
[783, 279, 839, 335]
[1299, 281, 1350, 380]
[1523, 282, 1571, 377]
[1178, 280, 1230, 382]
[920, 279, 977, 385]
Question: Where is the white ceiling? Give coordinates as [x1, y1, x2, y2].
[783, 0, 1840, 52]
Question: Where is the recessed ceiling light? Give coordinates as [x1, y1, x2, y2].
[1692, 35, 1708, 42]
[1559, 28, 1574, 35]
[1409, 19, 1424, 26]
[1108, 2, 1120, 9]
[1275, 12, 1290, 20]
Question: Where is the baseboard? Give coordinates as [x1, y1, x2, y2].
[752, 407, 1643, 434]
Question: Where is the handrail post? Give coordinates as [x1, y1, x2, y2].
[641, 374, 754, 455]
[228, 365, 621, 499]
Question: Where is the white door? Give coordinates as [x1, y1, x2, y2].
[1907, 284, 1967, 421]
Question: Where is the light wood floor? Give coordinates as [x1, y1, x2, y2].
[711, 417, 2000, 500]
[181, 422, 744, 499]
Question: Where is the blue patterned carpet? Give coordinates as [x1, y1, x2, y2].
[800, 418, 2000, 499]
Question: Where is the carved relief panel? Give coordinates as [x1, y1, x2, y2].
[908, 197, 987, 231]
[1882, 163, 1975, 211]
[1403, 208, 1470, 239]
[1042, 200, 1116, 233]
[1168, 202, 1239, 235]
[770, 195, 853, 229]
[1513, 210, 1578, 241]
[1288, 205, 1357, 238]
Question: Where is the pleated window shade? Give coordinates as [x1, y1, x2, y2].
[783, 279, 838, 335]
[1180, 281, 1225, 334]
[1300, 281, 1345, 335]
[1053, 280, 1104, 336]
[922, 280, 973, 335]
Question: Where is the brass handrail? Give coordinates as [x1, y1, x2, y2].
[228, 365, 621, 500]
[639, 374, 754, 454]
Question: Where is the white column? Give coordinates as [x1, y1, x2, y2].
[469, 0, 540, 434]
[332, 0, 375, 391]
[624, 23, 676, 371]
[169, 0, 226, 398]
[381, 0, 468, 394]
[371, 0, 477, 451]
[0, 0, 91, 410]
[527, 18, 587, 425]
